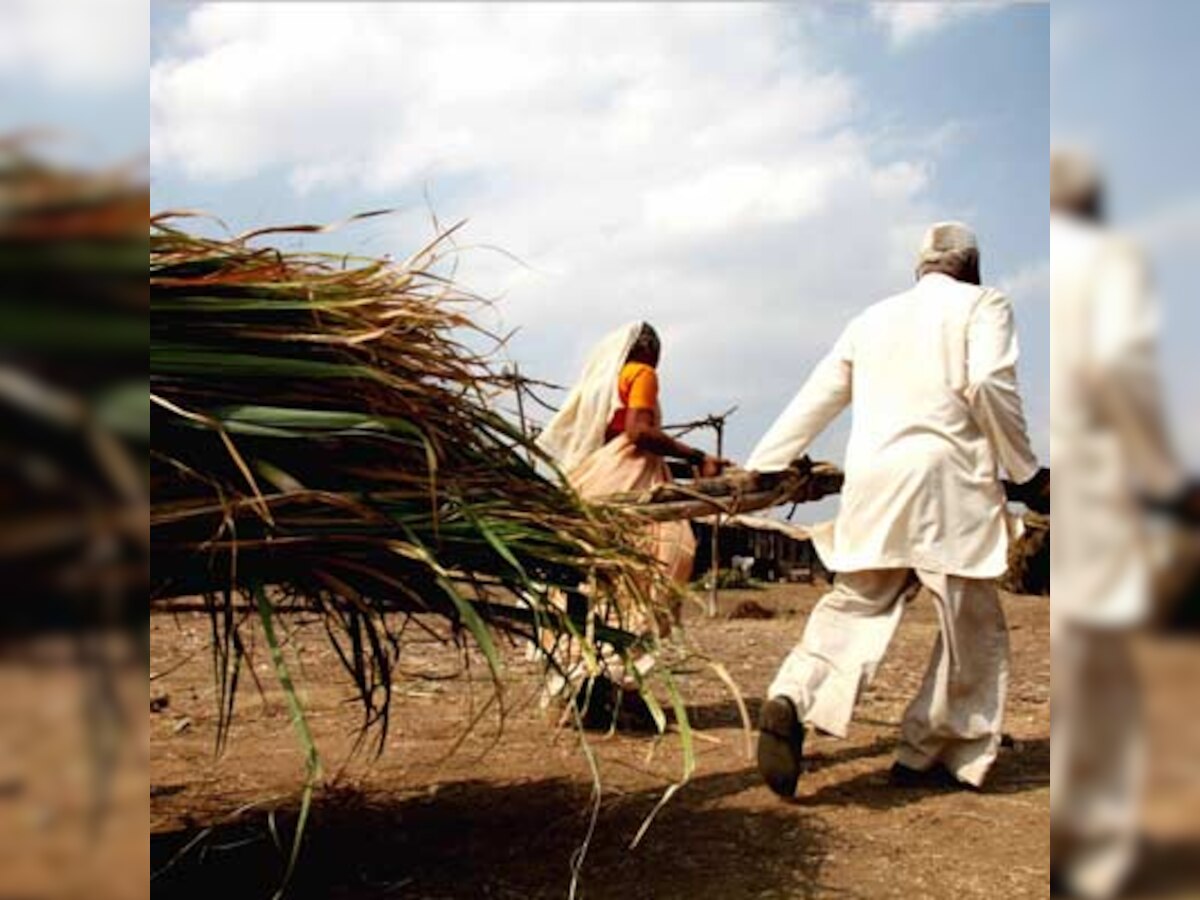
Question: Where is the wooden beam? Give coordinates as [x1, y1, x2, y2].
[601, 462, 845, 523]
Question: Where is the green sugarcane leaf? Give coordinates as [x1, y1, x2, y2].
[254, 584, 322, 900]
[151, 346, 384, 381]
[435, 573, 502, 680]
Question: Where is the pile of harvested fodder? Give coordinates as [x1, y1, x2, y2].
[150, 216, 756, 894]
[150, 214, 693, 757]
[0, 140, 147, 630]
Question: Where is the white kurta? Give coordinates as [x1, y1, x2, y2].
[747, 272, 1039, 578]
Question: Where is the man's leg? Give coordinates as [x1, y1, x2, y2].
[758, 569, 913, 797]
[767, 569, 913, 736]
[896, 572, 1009, 787]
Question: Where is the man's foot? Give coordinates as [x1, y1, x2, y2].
[757, 696, 806, 798]
[888, 761, 976, 791]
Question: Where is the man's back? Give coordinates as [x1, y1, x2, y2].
[829, 273, 1033, 575]
[748, 268, 1036, 577]
[846, 272, 992, 477]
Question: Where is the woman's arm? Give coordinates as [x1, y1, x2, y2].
[625, 408, 728, 477]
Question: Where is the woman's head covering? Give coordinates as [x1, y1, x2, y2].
[536, 321, 643, 473]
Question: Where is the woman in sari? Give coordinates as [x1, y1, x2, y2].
[537, 322, 726, 725]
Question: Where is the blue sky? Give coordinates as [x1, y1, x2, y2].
[9, 0, 1196, 517]
[5, 0, 1195, 534]
[146, 3, 1052, 524]
[1054, 0, 1200, 469]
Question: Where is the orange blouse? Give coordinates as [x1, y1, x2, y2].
[607, 361, 659, 440]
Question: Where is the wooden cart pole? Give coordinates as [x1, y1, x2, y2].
[601, 462, 845, 522]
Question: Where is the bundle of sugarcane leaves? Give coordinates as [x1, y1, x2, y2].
[151, 215, 691, 770]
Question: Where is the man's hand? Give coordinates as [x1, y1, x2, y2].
[1007, 467, 1050, 514]
[789, 455, 814, 478]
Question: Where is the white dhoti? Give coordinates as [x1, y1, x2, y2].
[767, 568, 1009, 787]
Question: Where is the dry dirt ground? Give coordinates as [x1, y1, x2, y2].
[147, 583, 1194, 899]
[0, 639, 147, 900]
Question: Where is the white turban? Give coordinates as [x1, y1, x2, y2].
[1050, 146, 1103, 211]
[916, 221, 978, 275]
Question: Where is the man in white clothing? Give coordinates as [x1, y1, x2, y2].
[750, 221, 1048, 798]
[1049, 149, 1187, 899]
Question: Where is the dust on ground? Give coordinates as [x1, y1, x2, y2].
[148, 582, 1065, 899]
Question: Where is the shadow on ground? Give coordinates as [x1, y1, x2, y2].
[799, 737, 1049, 811]
[1126, 837, 1200, 898]
[684, 696, 766, 731]
[683, 698, 1050, 796]
[152, 767, 832, 900]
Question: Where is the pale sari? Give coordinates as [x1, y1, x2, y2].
[536, 324, 696, 683]
[567, 431, 696, 631]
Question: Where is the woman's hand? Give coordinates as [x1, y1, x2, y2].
[698, 455, 733, 478]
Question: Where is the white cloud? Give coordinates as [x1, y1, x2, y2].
[152, 3, 985, 460]
[871, 2, 1004, 48]
[1134, 195, 1200, 251]
[1000, 259, 1049, 304]
[0, 0, 147, 90]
